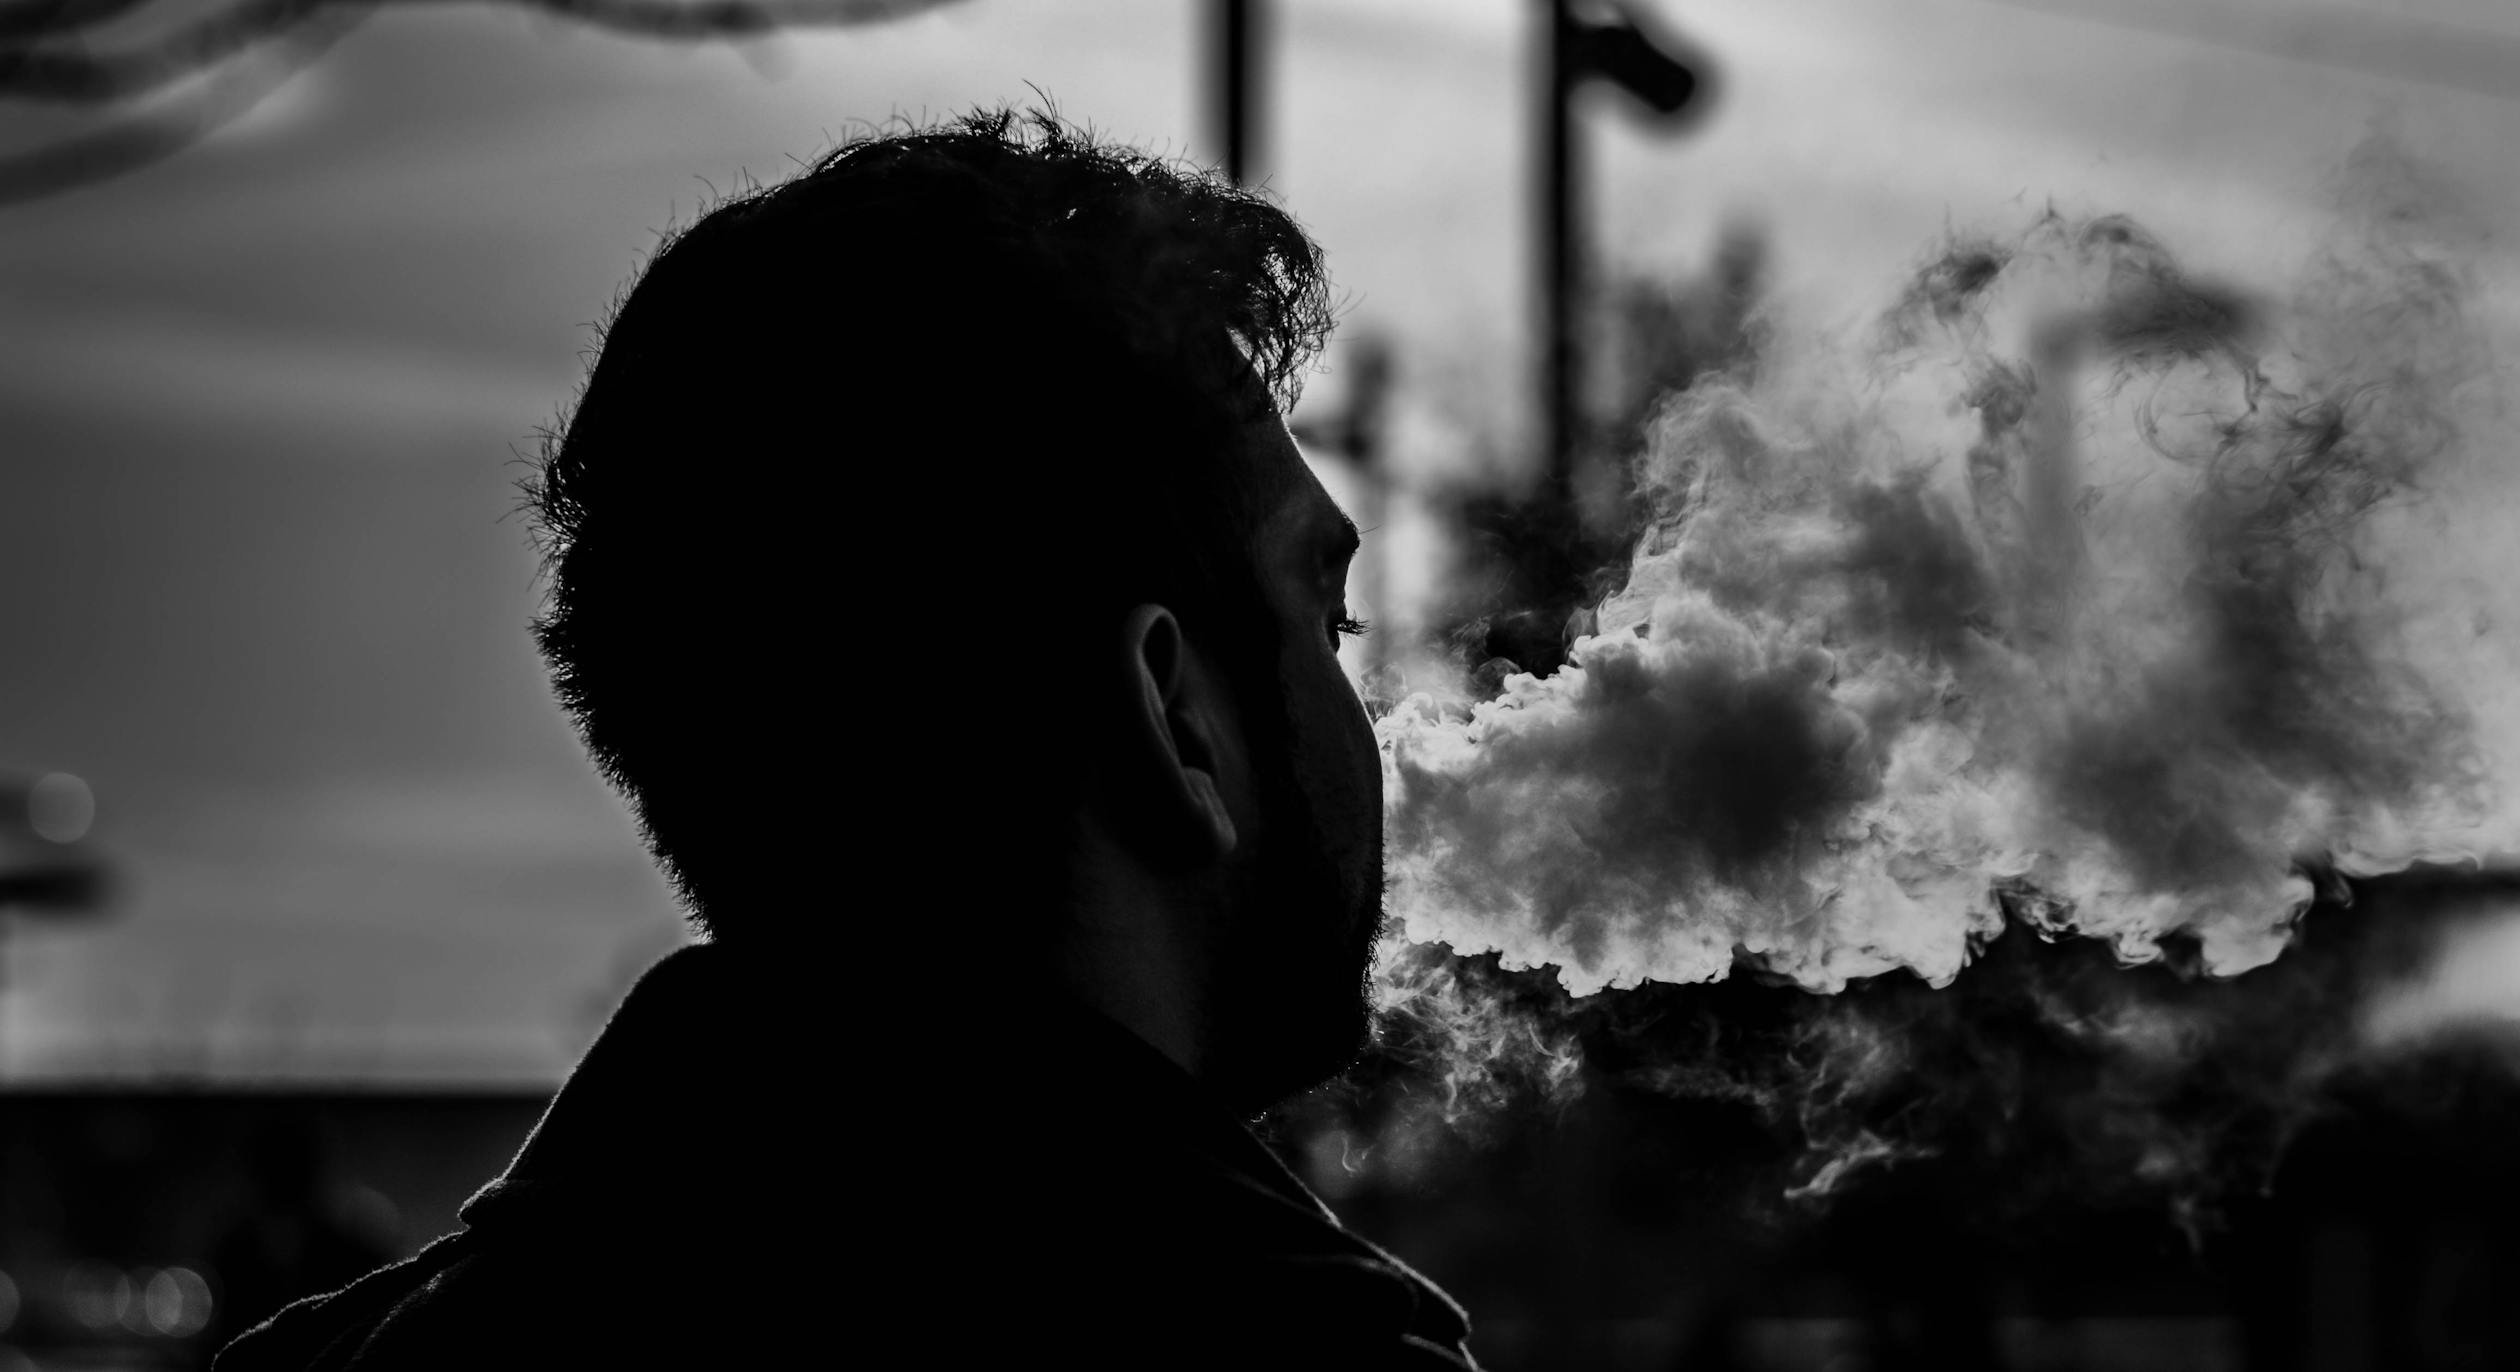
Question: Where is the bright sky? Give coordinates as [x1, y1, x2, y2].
[2, 0, 2514, 1081]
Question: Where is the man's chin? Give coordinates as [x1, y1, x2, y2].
[1216, 864, 1383, 1107]
[1217, 977, 1374, 1111]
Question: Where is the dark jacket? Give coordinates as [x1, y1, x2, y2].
[214, 944, 1479, 1369]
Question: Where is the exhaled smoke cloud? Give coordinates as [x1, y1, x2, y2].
[1381, 175, 2509, 1005]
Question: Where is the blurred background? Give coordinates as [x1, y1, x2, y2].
[5, 0, 2520, 1367]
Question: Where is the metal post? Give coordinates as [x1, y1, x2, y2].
[1208, 0, 1263, 185]
[1540, 0, 1579, 502]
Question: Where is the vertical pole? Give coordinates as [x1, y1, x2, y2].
[1540, 0, 1578, 501]
[1209, 0, 1262, 185]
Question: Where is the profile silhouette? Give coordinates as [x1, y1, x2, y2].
[214, 108, 1477, 1371]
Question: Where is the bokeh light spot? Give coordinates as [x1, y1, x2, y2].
[63, 1261, 131, 1331]
[28, 772, 95, 844]
[145, 1265, 212, 1337]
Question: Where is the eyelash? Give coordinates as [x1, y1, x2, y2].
[1332, 613, 1371, 641]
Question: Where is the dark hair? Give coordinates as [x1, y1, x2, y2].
[523, 108, 1336, 946]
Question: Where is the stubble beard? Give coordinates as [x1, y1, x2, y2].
[1213, 779, 1384, 1107]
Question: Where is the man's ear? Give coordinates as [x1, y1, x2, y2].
[1120, 603, 1240, 861]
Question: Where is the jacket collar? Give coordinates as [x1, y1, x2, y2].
[461, 942, 1335, 1229]
[456, 940, 1470, 1350]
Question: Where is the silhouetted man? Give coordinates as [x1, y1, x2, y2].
[214, 109, 1479, 1370]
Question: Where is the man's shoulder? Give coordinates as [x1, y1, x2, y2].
[209, 949, 1480, 1370]
[211, 1215, 706, 1372]
[209, 1231, 475, 1372]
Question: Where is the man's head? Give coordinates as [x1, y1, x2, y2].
[525, 109, 1381, 1106]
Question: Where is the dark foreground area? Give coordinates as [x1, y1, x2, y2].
[9, 867, 2519, 1372]
[1311, 1048, 2520, 1372]
[0, 1093, 544, 1370]
[2, 1061, 2515, 1372]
